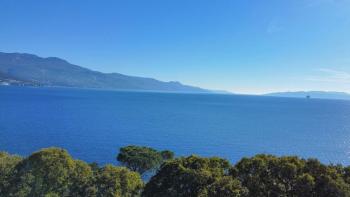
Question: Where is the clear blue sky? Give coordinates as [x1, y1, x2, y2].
[1, 0, 350, 94]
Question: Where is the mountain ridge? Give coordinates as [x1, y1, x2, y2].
[0, 52, 210, 93]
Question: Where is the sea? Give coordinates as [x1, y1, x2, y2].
[1, 86, 350, 165]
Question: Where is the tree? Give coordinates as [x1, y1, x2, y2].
[142, 155, 247, 197]
[234, 154, 350, 197]
[303, 159, 350, 197]
[70, 160, 97, 197]
[0, 152, 22, 195]
[198, 177, 248, 197]
[3, 146, 350, 197]
[117, 146, 174, 175]
[234, 154, 309, 196]
[293, 173, 315, 196]
[95, 165, 143, 197]
[6, 147, 95, 197]
[160, 150, 174, 160]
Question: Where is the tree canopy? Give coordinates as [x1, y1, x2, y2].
[234, 154, 350, 197]
[2, 146, 350, 197]
[96, 165, 143, 197]
[142, 155, 247, 197]
[117, 145, 174, 175]
[0, 147, 143, 197]
[0, 152, 22, 195]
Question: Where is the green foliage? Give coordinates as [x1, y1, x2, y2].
[160, 150, 174, 160]
[144, 153, 350, 197]
[6, 147, 89, 196]
[293, 173, 315, 196]
[0, 152, 22, 196]
[142, 155, 246, 197]
[198, 177, 248, 197]
[44, 192, 60, 197]
[1, 147, 144, 197]
[234, 154, 304, 196]
[235, 154, 350, 197]
[117, 145, 174, 175]
[3, 146, 350, 197]
[303, 159, 350, 197]
[69, 160, 96, 196]
[96, 165, 144, 197]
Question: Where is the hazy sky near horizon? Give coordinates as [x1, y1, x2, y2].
[1, 0, 350, 94]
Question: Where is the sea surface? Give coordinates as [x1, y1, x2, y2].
[1, 86, 350, 165]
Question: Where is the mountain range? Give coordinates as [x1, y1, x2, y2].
[1, 52, 349, 100]
[0, 52, 209, 93]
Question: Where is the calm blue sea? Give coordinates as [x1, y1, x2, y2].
[1, 86, 350, 165]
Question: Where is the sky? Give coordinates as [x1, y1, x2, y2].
[1, 0, 350, 94]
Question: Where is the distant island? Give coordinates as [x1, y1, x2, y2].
[265, 91, 350, 101]
[0, 52, 211, 93]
